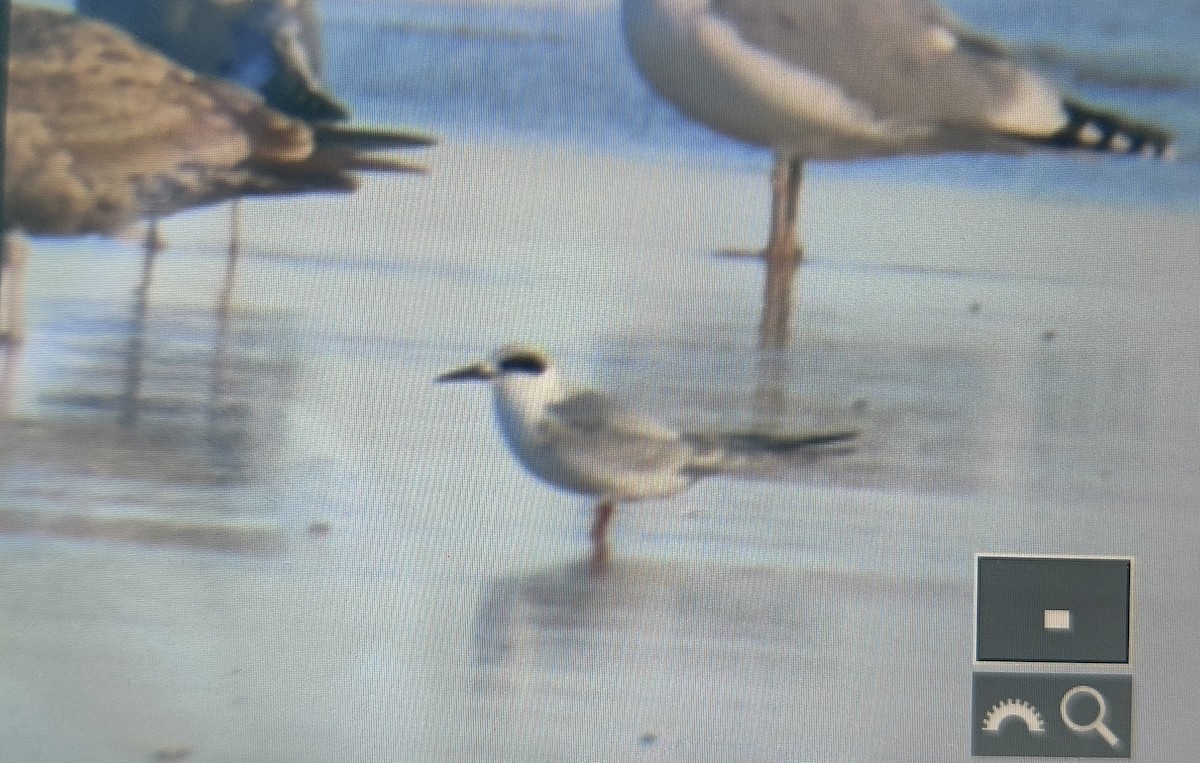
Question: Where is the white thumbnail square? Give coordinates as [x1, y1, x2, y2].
[1044, 609, 1072, 631]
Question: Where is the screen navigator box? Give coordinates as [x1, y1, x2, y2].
[973, 554, 1134, 758]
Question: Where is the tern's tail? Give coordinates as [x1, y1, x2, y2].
[684, 429, 859, 476]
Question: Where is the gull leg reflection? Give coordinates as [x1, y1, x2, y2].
[759, 251, 799, 351]
[219, 202, 241, 317]
[0, 235, 30, 346]
[208, 234, 239, 467]
[123, 214, 245, 437]
[0, 340, 25, 418]
[119, 262, 153, 430]
[121, 218, 167, 428]
[753, 342, 793, 424]
[210, 202, 241, 435]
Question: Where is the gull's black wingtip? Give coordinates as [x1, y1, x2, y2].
[1037, 99, 1175, 159]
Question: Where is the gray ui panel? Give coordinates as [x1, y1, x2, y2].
[976, 556, 1131, 664]
[972, 672, 1132, 758]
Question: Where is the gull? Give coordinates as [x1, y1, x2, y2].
[0, 5, 424, 344]
[78, 0, 352, 122]
[73, 0, 437, 299]
[437, 345, 857, 566]
[621, 0, 1175, 341]
[76, 0, 437, 138]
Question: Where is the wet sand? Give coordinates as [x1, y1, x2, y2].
[1, 139, 1198, 761]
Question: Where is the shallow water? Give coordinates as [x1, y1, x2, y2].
[2, 140, 1198, 759]
[5, 1, 1200, 759]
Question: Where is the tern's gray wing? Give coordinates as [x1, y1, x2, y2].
[541, 391, 690, 496]
[709, 0, 1058, 141]
[549, 391, 682, 441]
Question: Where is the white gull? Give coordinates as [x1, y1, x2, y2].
[621, 0, 1174, 282]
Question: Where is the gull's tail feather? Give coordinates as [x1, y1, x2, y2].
[282, 134, 434, 181]
[322, 150, 430, 175]
[313, 123, 439, 151]
[685, 428, 859, 476]
[1030, 99, 1174, 158]
[233, 145, 427, 200]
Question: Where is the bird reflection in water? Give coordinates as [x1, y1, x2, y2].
[0, 340, 24, 417]
[117, 268, 244, 456]
[115, 301, 294, 480]
[473, 557, 828, 681]
[0, 292, 297, 551]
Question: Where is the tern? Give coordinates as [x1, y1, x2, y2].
[621, 0, 1175, 341]
[438, 345, 857, 565]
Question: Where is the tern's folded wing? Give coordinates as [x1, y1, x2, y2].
[542, 391, 689, 495]
[548, 391, 681, 442]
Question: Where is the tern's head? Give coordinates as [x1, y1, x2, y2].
[436, 345, 565, 404]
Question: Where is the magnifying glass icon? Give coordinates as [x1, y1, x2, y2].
[1061, 685, 1121, 749]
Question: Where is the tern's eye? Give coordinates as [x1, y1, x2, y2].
[497, 352, 548, 375]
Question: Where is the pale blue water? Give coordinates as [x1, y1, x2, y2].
[5, 165, 1198, 760]
[325, 0, 1200, 209]
[3, 5, 1199, 760]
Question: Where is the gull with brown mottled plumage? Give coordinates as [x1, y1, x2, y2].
[0, 4, 425, 344]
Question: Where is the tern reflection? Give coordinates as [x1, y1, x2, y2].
[473, 557, 836, 679]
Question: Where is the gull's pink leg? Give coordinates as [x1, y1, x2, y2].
[760, 155, 804, 349]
